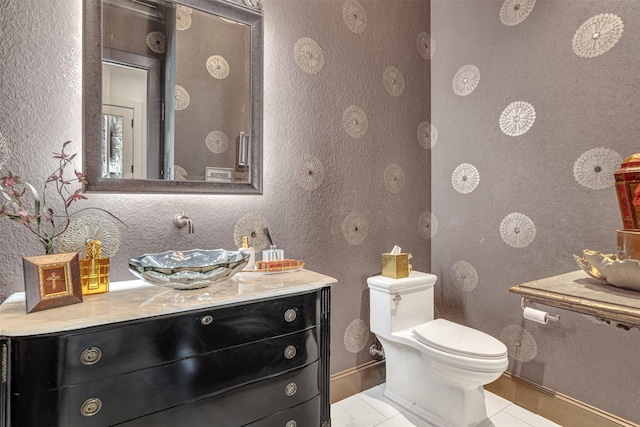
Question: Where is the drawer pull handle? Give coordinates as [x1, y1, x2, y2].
[201, 315, 214, 325]
[81, 398, 102, 417]
[284, 345, 297, 360]
[285, 382, 298, 396]
[284, 308, 297, 322]
[286, 421, 297, 427]
[80, 347, 102, 365]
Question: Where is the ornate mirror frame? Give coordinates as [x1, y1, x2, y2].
[82, 0, 263, 194]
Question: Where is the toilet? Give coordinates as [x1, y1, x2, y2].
[367, 271, 508, 427]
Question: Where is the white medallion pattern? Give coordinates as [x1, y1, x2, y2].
[452, 65, 480, 96]
[205, 130, 229, 154]
[174, 85, 190, 111]
[418, 210, 438, 239]
[500, 325, 537, 363]
[294, 153, 326, 191]
[344, 319, 370, 353]
[342, 0, 367, 34]
[572, 13, 624, 58]
[499, 101, 536, 136]
[451, 163, 480, 194]
[417, 32, 435, 60]
[294, 37, 325, 75]
[383, 163, 406, 194]
[500, 212, 536, 248]
[383, 66, 405, 97]
[233, 213, 270, 251]
[146, 31, 166, 54]
[417, 121, 437, 149]
[342, 105, 368, 139]
[573, 147, 621, 190]
[342, 211, 369, 245]
[206, 55, 230, 79]
[0, 132, 8, 170]
[57, 215, 121, 258]
[174, 165, 188, 181]
[176, 5, 193, 31]
[499, 0, 536, 27]
[60, 46, 81, 95]
[450, 260, 478, 292]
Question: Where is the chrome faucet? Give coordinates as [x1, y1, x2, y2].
[174, 212, 194, 234]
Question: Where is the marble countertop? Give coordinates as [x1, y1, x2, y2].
[509, 270, 640, 329]
[0, 269, 337, 337]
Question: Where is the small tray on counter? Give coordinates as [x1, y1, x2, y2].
[240, 259, 305, 274]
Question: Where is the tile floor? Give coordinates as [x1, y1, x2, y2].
[331, 384, 562, 427]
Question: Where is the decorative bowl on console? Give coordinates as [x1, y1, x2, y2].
[129, 249, 249, 290]
[574, 249, 640, 291]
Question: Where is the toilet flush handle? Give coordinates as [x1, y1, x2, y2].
[393, 293, 402, 302]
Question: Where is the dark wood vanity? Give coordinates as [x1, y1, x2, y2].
[0, 270, 335, 427]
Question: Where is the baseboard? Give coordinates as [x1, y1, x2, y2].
[330, 360, 385, 404]
[485, 372, 640, 427]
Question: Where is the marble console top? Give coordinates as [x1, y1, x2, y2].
[0, 269, 337, 337]
[510, 270, 640, 328]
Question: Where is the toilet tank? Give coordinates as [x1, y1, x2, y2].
[367, 271, 437, 335]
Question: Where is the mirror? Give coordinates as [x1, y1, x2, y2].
[83, 0, 263, 194]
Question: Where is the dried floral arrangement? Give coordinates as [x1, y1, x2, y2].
[0, 141, 121, 254]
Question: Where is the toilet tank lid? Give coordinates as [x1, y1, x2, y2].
[367, 271, 437, 293]
[412, 319, 508, 358]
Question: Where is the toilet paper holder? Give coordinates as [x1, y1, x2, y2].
[520, 297, 560, 322]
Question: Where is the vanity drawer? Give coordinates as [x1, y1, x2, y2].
[10, 327, 320, 427]
[244, 395, 322, 427]
[10, 291, 320, 392]
[117, 361, 321, 427]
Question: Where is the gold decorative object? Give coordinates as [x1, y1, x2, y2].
[80, 239, 110, 295]
[572, 253, 606, 281]
[381, 253, 409, 279]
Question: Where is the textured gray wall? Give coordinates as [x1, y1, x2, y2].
[431, 0, 640, 422]
[0, 0, 430, 377]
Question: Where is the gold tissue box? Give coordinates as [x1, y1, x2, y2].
[381, 253, 409, 279]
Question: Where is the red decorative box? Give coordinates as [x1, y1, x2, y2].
[615, 153, 640, 230]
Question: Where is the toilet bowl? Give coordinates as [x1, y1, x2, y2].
[367, 271, 508, 427]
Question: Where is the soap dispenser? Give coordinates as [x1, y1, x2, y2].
[240, 236, 256, 270]
[80, 239, 110, 295]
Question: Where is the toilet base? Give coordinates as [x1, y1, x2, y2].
[383, 387, 493, 427]
[378, 335, 498, 427]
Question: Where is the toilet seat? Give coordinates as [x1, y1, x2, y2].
[412, 319, 507, 359]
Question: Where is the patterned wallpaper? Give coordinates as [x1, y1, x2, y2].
[4, 0, 638, 422]
[0, 0, 430, 380]
[431, 0, 639, 422]
[174, 7, 251, 180]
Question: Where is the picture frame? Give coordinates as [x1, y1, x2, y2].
[23, 252, 83, 313]
[205, 167, 234, 183]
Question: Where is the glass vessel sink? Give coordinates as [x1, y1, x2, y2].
[129, 249, 249, 290]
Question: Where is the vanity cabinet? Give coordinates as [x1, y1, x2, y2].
[0, 271, 335, 427]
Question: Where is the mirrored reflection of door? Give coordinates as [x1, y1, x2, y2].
[102, 106, 134, 179]
[102, 62, 148, 179]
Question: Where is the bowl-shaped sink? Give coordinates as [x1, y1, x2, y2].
[129, 249, 249, 290]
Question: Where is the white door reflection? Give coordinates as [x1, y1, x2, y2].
[102, 62, 148, 179]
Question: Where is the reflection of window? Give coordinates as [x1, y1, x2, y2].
[102, 114, 124, 178]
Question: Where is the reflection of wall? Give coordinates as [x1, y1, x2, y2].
[431, 0, 640, 423]
[103, 1, 166, 59]
[173, 9, 250, 181]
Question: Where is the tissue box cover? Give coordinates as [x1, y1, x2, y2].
[381, 253, 409, 279]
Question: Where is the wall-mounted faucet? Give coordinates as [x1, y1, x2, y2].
[174, 212, 194, 234]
